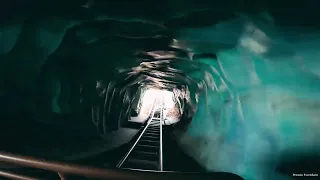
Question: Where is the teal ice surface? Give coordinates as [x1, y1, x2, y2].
[177, 14, 320, 180]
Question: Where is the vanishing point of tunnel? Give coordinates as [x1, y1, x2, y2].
[0, 1, 320, 180]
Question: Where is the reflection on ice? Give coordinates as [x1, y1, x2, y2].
[175, 14, 320, 180]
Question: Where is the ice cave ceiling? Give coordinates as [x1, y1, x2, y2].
[1, 1, 320, 180]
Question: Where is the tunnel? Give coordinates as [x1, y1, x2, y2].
[0, 1, 320, 180]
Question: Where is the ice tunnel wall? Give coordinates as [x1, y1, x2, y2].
[1, 6, 320, 179]
[175, 16, 320, 180]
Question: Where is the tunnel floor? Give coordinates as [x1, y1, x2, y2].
[68, 122, 206, 172]
[162, 126, 206, 172]
[0, 110, 139, 162]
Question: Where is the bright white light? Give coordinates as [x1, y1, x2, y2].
[139, 88, 175, 117]
[143, 88, 174, 108]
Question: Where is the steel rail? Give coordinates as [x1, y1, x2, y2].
[117, 99, 157, 168]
